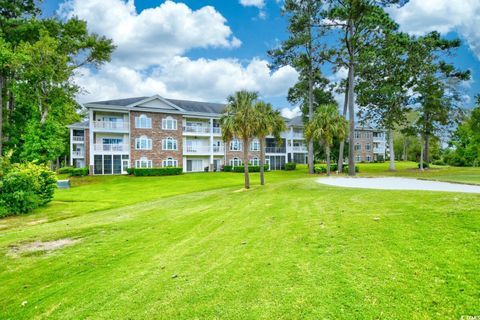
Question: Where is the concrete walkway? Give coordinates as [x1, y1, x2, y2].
[317, 177, 480, 194]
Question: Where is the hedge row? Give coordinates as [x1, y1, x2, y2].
[58, 166, 89, 176]
[314, 164, 359, 174]
[127, 167, 183, 176]
[224, 165, 269, 172]
[284, 162, 296, 171]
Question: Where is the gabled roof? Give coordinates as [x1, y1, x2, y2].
[286, 116, 304, 127]
[86, 96, 148, 107]
[165, 98, 225, 114]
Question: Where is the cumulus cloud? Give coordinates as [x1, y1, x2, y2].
[58, 0, 298, 104]
[387, 0, 480, 59]
[239, 0, 265, 8]
[280, 106, 301, 119]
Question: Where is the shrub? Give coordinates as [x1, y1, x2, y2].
[418, 162, 430, 169]
[70, 167, 89, 176]
[58, 166, 74, 174]
[343, 165, 360, 173]
[126, 168, 134, 175]
[223, 165, 232, 172]
[314, 163, 340, 173]
[285, 162, 296, 171]
[432, 159, 445, 166]
[0, 162, 57, 217]
[132, 167, 182, 176]
[232, 165, 269, 173]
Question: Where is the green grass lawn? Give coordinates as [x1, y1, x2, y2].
[0, 163, 479, 319]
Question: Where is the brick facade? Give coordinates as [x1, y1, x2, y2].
[130, 111, 183, 168]
[225, 139, 262, 165]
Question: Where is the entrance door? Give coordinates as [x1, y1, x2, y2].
[122, 160, 129, 174]
[187, 159, 203, 172]
[213, 159, 221, 171]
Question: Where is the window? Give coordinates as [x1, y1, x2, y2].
[250, 139, 260, 151]
[230, 157, 243, 167]
[230, 139, 242, 151]
[102, 138, 123, 145]
[356, 155, 361, 162]
[366, 143, 371, 151]
[162, 116, 177, 130]
[354, 144, 361, 151]
[250, 157, 260, 166]
[135, 157, 152, 168]
[366, 155, 372, 162]
[162, 157, 178, 167]
[135, 136, 152, 150]
[162, 137, 177, 150]
[354, 131, 361, 139]
[135, 114, 152, 129]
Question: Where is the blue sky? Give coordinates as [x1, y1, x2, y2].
[42, 0, 480, 116]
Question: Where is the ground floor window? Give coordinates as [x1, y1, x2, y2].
[355, 155, 361, 162]
[135, 157, 152, 168]
[292, 153, 307, 164]
[230, 157, 243, 167]
[186, 159, 204, 172]
[250, 157, 260, 166]
[162, 157, 177, 167]
[267, 155, 285, 170]
[94, 154, 126, 174]
[366, 155, 372, 162]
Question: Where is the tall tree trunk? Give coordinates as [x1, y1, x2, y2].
[424, 134, 430, 164]
[326, 144, 331, 176]
[0, 76, 3, 156]
[347, 61, 356, 176]
[260, 137, 266, 185]
[388, 128, 396, 171]
[338, 81, 349, 173]
[307, 65, 314, 174]
[402, 137, 407, 161]
[243, 138, 250, 189]
[420, 136, 424, 171]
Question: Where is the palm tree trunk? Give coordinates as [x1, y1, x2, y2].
[260, 137, 265, 185]
[326, 144, 331, 176]
[388, 128, 396, 171]
[338, 82, 348, 173]
[243, 138, 250, 189]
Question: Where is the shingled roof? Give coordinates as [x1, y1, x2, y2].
[165, 98, 226, 114]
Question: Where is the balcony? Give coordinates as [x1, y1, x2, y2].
[265, 147, 286, 153]
[183, 126, 210, 134]
[93, 144, 129, 153]
[93, 121, 129, 131]
[212, 127, 221, 135]
[291, 146, 308, 152]
[292, 132, 304, 139]
[184, 145, 211, 154]
[72, 136, 84, 143]
[213, 146, 225, 154]
[373, 147, 386, 154]
[72, 151, 84, 158]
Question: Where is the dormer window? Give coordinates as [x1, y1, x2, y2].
[162, 116, 177, 130]
[135, 114, 152, 129]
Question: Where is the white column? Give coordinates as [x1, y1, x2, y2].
[69, 128, 73, 166]
[89, 110, 94, 167]
[209, 118, 214, 169]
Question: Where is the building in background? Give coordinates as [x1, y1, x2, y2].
[67, 95, 308, 174]
[352, 127, 387, 162]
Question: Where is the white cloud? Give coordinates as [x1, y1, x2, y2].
[280, 106, 301, 118]
[58, 0, 298, 105]
[239, 0, 265, 9]
[59, 0, 241, 67]
[387, 0, 480, 59]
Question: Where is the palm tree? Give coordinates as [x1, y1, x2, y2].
[305, 104, 349, 176]
[254, 101, 286, 185]
[220, 90, 258, 189]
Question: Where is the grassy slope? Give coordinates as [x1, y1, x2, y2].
[0, 163, 479, 319]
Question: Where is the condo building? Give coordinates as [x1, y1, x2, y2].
[352, 127, 387, 162]
[67, 95, 307, 174]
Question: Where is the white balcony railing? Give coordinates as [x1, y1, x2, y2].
[265, 147, 286, 153]
[292, 132, 304, 139]
[212, 127, 221, 135]
[291, 146, 308, 152]
[184, 145, 211, 154]
[213, 146, 225, 153]
[373, 147, 386, 154]
[72, 136, 84, 142]
[93, 121, 129, 131]
[183, 126, 210, 134]
[72, 151, 84, 157]
[93, 144, 129, 152]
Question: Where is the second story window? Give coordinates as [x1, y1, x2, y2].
[162, 157, 178, 167]
[162, 137, 177, 150]
[354, 131, 361, 139]
[250, 139, 260, 151]
[135, 114, 152, 129]
[162, 116, 177, 130]
[230, 139, 242, 151]
[135, 136, 152, 150]
[366, 143, 371, 151]
[354, 143, 361, 151]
